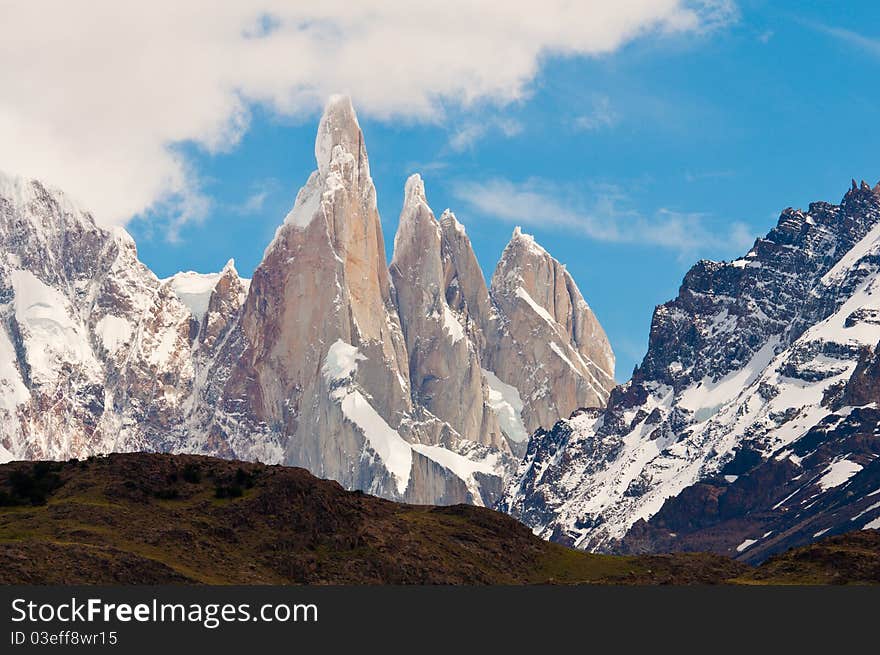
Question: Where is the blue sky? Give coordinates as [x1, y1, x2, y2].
[99, 3, 880, 377]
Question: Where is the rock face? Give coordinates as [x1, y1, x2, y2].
[439, 210, 494, 354]
[390, 175, 503, 451]
[196, 260, 248, 355]
[0, 97, 615, 508]
[204, 96, 421, 499]
[502, 180, 880, 562]
[485, 228, 615, 435]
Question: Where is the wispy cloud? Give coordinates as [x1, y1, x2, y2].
[448, 116, 523, 152]
[230, 179, 279, 216]
[452, 177, 754, 255]
[757, 29, 774, 44]
[573, 95, 618, 131]
[405, 160, 449, 175]
[684, 169, 736, 183]
[236, 189, 270, 215]
[807, 22, 880, 57]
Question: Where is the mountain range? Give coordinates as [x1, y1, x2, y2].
[2, 96, 879, 564]
[502, 179, 880, 561]
[0, 96, 614, 509]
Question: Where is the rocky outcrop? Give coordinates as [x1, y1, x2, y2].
[485, 228, 615, 435]
[170, 260, 249, 355]
[502, 180, 880, 561]
[439, 210, 494, 352]
[205, 96, 422, 499]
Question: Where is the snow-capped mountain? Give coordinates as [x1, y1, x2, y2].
[502, 180, 880, 560]
[0, 96, 615, 507]
[0, 171, 206, 462]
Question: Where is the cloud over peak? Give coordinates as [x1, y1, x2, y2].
[0, 1, 736, 231]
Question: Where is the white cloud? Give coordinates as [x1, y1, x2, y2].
[452, 177, 754, 255]
[237, 190, 270, 215]
[573, 96, 619, 131]
[449, 124, 489, 152]
[0, 1, 735, 232]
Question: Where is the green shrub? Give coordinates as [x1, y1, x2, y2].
[3, 462, 64, 506]
[182, 463, 202, 484]
[154, 487, 180, 500]
[214, 484, 244, 499]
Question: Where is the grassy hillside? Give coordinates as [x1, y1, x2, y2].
[0, 453, 875, 585]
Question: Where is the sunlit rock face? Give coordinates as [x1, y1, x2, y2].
[390, 175, 504, 452]
[484, 227, 615, 436]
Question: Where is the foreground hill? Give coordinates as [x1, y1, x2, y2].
[745, 530, 880, 585]
[0, 453, 876, 585]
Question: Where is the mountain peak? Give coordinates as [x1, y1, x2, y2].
[841, 177, 880, 208]
[398, 173, 434, 227]
[0, 169, 90, 229]
[221, 258, 238, 275]
[504, 225, 549, 261]
[403, 173, 427, 207]
[510, 225, 534, 244]
[439, 209, 467, 237]
[392, 174, 439, 270]
[0, 169, 36, 207]
[315, 94, 363, 176]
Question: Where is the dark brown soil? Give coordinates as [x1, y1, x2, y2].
[0, 453, 873, 585]
[740, 529, 880, 585]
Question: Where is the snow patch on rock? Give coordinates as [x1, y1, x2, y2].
[515, 286, 555, 324]
[323, 339, 367, 382]
[95, 315, 133, 354]
[166, 271, 222, 323]
[817, 458, 863, 491]
[339, 390, 412, 495]
[482, 368, 528, 443]
[442, 305, 465, 344]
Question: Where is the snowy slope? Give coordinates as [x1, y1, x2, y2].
[0, 170, 251, 463]
[502, 180, 880, 557]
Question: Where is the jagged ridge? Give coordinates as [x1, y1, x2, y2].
[502, 180, 880, 562]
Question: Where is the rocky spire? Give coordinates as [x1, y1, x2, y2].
[199, 259, 247, 353]
[218, 95, 415, 495]
[315, 95, 368, 178]
[484, 227, 615, 434]
[439, 209, 493, 351]
[390, 175, 504, 449]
